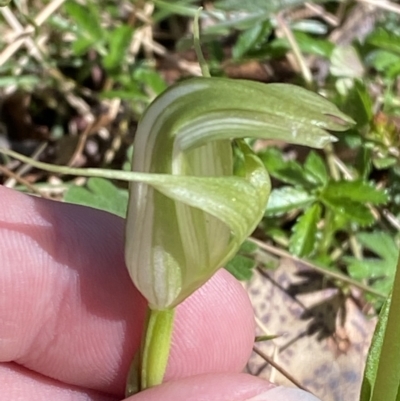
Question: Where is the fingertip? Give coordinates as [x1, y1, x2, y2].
[166, 269, 255, 379]
[128, 373, 273, 401]
[1, 363, 117, 401]
[245, 387, 322, 401]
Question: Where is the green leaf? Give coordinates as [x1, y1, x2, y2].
[343, 81, 373, 127]
[356, 147, 373, 179]
[361, 251, 400, 401]
[360, 296, 391, 401]
[225, 254, 256, 280]
[153, 0, 199, 19]
[64, 178, 129, 217]
[103, 25, 134, 72]
[232, 22, 271, 60]
[239, 239, 258, 254]
[133, 68, 167, 96]
[0, 75, 39, 87]
[289, 203, 321, 257]
[345, 232, 397, 296]
[368, 28, 400, 55]
[204, 13, 268, 35]
[358, 232, 399, 262]
[322, 179, 388, 205]
[72, 37, 95, 56]
[265, 186, 314, 216]
[367, 50, 400, 78]
[322, 196, 375, 226]
[304, 151, 328, 185]
[260, 148, 310, 187]
[64, 0, 103, 42]
[293, 31, 334, 58]
[215, 0, 318, 13]
[374, 156, 397, 170]
[330, 45, 364, 79]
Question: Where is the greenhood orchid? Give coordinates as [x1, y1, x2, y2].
[124, 77, 353, 311]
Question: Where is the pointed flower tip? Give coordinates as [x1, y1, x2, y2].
[326, 112, 356, 129]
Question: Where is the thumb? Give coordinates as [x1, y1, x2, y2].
[127, 373, 321, 401]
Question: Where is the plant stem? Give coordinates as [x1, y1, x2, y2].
[193, 7, 210, 78]
[140, 307, 175, 390]
[370, 252, 400, 401]
[125, 307, 175, 397]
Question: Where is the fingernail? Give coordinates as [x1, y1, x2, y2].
[245, 386, 322, 401]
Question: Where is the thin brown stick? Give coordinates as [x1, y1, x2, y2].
[3, 142, 47, 188]
[357, 0, 400, 14]
[0, 164, 51, 198]
[250, 238, 387, 299]
[275, 13, 312, 86]
[252, 346, 313, 393]
[0, 0, 66, 66]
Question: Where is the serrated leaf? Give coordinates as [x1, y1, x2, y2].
[239, 239, 258, 254]
[289, 203, 321, 257]
[64, 177, 128, 217]
[346, 259, 392, 281]
[103, 25, 134, 72]
[225, 254, 256, 280]
[265, 186, 314, 216]
[261, 148, 310, 187]
[304, 151, 328, 185]
[322, 180, 388, 205]
[358, 232, 398, 262]
[322, 197, 375, 226]
[356, 147, 373, 179]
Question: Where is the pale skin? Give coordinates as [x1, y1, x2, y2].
[0, 185, 319, 401]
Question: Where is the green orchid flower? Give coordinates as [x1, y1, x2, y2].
[124, 76, 352, 311]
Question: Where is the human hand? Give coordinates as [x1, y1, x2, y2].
[0, 185, 320, 401]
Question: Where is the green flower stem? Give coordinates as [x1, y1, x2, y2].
[140, 307, 175, 390]
[193, 8, 210, 78]
[370, 252, 400, 401]
[125, 307, 175, 396]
